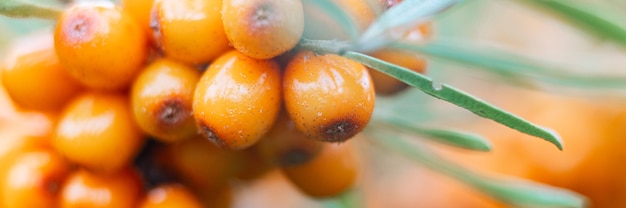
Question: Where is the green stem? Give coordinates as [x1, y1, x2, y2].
[297, 38, 352, 55]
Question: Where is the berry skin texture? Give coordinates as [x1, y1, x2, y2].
[59, 168, 143, 208]
[121, 0, 156, 44]
[54, 1, 148, 90]
[131, 58, 200, 142]
[151, 0, 230, 65]
[2, 33, 82, 111]
[368, 49, 427, 95]
[283, 51, 375, 142]
[1, 148, 71, 208]
[193, 50, 282, 149]
[54, 92, 145, 174]
[257, 110, 323, 167]
[282, 142, 358, 198]
[140, 183, 203, 208]
[222, 0, 304, 59]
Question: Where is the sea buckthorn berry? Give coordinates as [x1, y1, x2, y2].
[283, 51, 375, 142]
[54, 1, 148, 90]
[282, 142, 358, 198]
[368, 49, 427, 95]
[131, 58, 200, 142]
[222, 0, 304, 59]
[1, 148, 71, 208]
[122, 0, 156, 44]
[2, 32, 82, 111]
[140, 183, 202, 208]
[54, 92, 145, 174]
[231, 145, 274, 181]
[193, 50, 282, 149]
[151, 0, 230, 65]
[156, 136, 237, 190]
[257, 110, 324, 166]
[59, 168, 143, 208]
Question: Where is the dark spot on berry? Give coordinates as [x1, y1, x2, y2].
[198, 122, 227, 148]
[154, 98, 190, 130]
[319, 118, 361, 142]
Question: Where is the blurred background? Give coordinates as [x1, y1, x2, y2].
[3, 0, 626, 207]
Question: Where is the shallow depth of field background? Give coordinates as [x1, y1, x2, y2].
[2, 0, 626, 207]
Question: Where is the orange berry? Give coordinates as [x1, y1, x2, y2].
[367, 49, 427, 95]
[122, 0, 156, 44]
[2, 32, 82, 111]
[283, 51, 375, 142]
[257, 110, 324, 166]
[131, 58, 200, 142]
[151, 0, 230, 65]
[54, 1, 148, 90]
[156, 136, 237, 190]
[193, 50, 282, 149]
[1, 148, 71, 208]
[54, 92, 145, 173]
[282, 142, 358, 198]
[222, 0, 304, 59]
[230, 145, 274, 181]
[140, 183, 202, 208]
[59, 168, 143, 208]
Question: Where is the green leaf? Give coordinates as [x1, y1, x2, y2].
[344, 51, 563, 150]
[303, 0, 360, 41]
[358, 0, 459, 51]
[516, 0, 626, 47]
[374, 117, 492, 152]
[390, 40, 626, 89]
[0, 0, 62, 20]
[365, 128, 588, 208]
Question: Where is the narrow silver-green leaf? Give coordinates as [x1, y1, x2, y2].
[390, 40, 626, 89]
[345, 51, 563, 150]
[366, 128, 587, 208]
[303, 0, 360, 41]
[0, 0, 61, 19]
[358, 0, 458, 50]
[375, 117, 492, 151]
[517, 0, 626, 47]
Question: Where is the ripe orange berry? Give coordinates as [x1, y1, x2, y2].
[156, 136, 237, 190]
[257, 110, 324, 166]
[222, 0, 304, 59]
[121, 0, 156, 44]
[1, 148, 71, 208]
[131, 58, 201, 142]
[140, 183, 202, 208]
[195, 184, 232, 208]
[367, 49, 427, 95]
[2, 32, 82, 111]
[59, 168, 143, 208]
[151, 0, 230, 65]
[193, 50, 282, 149]
[282, 142, 358, 198]
[54, 1, 148, 90]
[54, 92, 145, 173]
[283, 51, 375, 142]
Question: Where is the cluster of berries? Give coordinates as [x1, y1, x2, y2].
[0, 0, 430, 207]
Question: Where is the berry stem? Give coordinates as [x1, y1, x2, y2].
[0, 0, 62, 20]
[297, 38, 351, 55]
